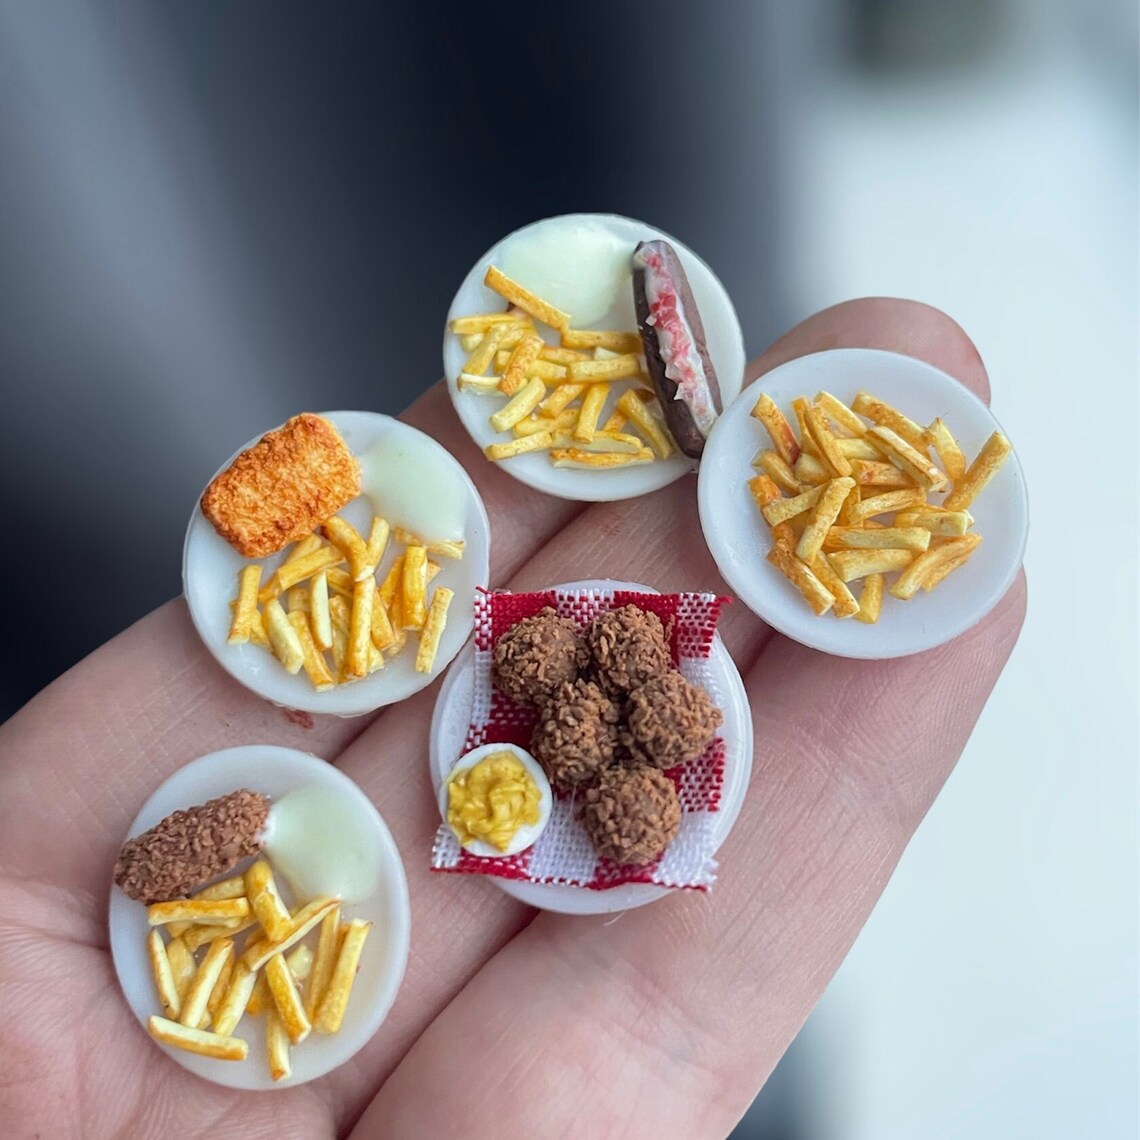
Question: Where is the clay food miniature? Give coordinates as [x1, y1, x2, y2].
[583, 604, 671, 698]
[492, 607, 585, 706]
[530, 678, 620, 789]
[624, 670, 724, 769]
[580, 766, 682, 866]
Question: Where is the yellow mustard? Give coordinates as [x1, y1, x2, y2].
[447, 751, 541, 852]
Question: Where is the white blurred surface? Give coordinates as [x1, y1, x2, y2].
[780, 8, 1138, 1139]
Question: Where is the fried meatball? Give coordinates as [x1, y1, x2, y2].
[585, 604, 671, 698]
[624, 670, 723, 769]
[492, 608, 584, 706]
[530, 678, 619, 789]
[580, 766, 681, 866]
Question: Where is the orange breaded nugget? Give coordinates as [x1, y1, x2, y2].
[201, 414, 361, 558]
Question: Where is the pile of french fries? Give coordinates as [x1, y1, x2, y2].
[228, 513, 460, 683]
[452, 265, 675, 468]
[749, 389, 1011, 621]
[145, 858, 371, 1081]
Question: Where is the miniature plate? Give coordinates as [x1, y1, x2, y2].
[108, 745, 411, 1090]
[697, 349, 1029, 659]
[429, 580, 754, 915]
[184, 410, 491, 716]
[443, 213, 746, 502]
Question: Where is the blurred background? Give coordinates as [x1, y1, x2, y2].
[0, 1, 1135, 1137]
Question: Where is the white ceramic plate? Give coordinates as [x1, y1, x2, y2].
[108, 745, 411, 1090]
[698, 349, 1029, 658]
[184, 411, 490, 716]
[443, 213, 746, 502]
[429, 580, 753, 914]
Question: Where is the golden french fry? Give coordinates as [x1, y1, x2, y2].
[401, 546, 428, 631]
[457, 372, 501, 394]
[515, 409, 576, 436]
[826, 548, 915, 583]
[304, 906, 342, 1020]
[796, 477, 856, 562]
[809, 554, 860, 619]
[537, 382, 586, 418]
[147, 898, 250, 927]
[865, 425, 948, 492]
[390, 527, 466, 560]
[767, 545, 834, 616]
[245, 860, 292, 942]
[539, 344, 589, 364]
[462, 321, 508, 376]
[309, 569, 333, 651]
[179, 938, 233, 1029]
[572, 383, 610, 443]
[415, 586, 454, 674]
[489, 375, 546, 433]
[272, 546, 345, 595]
[751, 394, 801, 465]
[286, 585, 310, 614]
[285, 943, 313, 983]
[287, 610, 336, 690]
[147, 930, 182, 1018]
[491, 351, 567, 382]
[853, 573, 884, 624]
[925, 417, 967, 483]
[148, 1015, 247, 1062]
[485, 431, 554, 461]
[792, 452, 829, 486]
[790, 397, 820, 458]
[567, 355, 644, 383]
[894, 509, 974, 536]
[834, 437, 881, 460]
[823, 526, 932, 553]
[283, 534, 323, 566]
[266, 952, 312, 1045]
[266, 1010, 292, 1081]
[212, 960, 258, 1038]
[756, 449, 801, 495]
[499, 333, 545, 397]
[314, 919, 372, 1035]
[846, 487, 927, 524]
[484, 265, 571, 330]
[325, 567, 354, 597]
[345, 578, 374, 677]
[450, 311, 529, 335]
[550, 430, 644, 455]
[362, 517, 390, 577]
[850, 459, 914, 489]
[322, 517, 370, 582]
[560, 328, 642, 353]
[247, 971, 271, 1016]
[207, 947, 235, 1018]
[814, 391, 867, 437]
[851, 390, 928, 451]
[889, 534, 982, 599]
[263, 599, 305, 674]
[760, 483, 825, 527]
[803, 405, 853, 478]
[459, 331, 483, 352]
[228, 565, 262, 645]
[181, 916, 258, 953]
[166, 937, 196, 1004]
[549, 448, 654, 469]
[364, 588, 394, 654]
[943, 432, 1012, 511]
[616, 390, 672, 459]
[243, 897, 339, 972]
[600, 409, 627, 433]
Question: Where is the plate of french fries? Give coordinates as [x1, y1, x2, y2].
[109, 745, 410, 1090]
[443, 213, 746, 501]
[183, 411, 491, 716]
[697, 349, 1028, 658]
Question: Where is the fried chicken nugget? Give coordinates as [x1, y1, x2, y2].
[201, 415, 361, 558]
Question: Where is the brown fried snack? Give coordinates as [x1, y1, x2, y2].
[624, 670, 723, 769]
[114, 790, 270, 904]
[200, 413, 361, 558]
[530, 678, 619, 789]
[584, 605, 671, 698]
[492, 608, 585, 706]
[580, 766, 681, 866]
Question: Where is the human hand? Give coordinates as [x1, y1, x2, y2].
[0, 299, 1025, 1139]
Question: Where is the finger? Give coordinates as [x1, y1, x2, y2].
[327, 298, 998, 1130]
[0, 385, 579, 902]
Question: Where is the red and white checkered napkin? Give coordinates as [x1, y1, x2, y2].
[430, 587, 730, 892]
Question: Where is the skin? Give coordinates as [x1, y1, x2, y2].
[0, 299, 1025, 1139]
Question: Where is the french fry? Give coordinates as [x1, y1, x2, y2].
[485, 431, 554, 461]
[367, 587, 396, 653]
[457, 372, 501, 394]
[283, 534, 323, 566]
[462, 321, 508, 376]
[834, 437, 881, 460]
[377, 556, 404, 612]
[247, 609, 271, 651]
[314, 919, 372, 1035]
[826, 548, 915, 583]
[616, 389, 672, 459]
[266, 1011, 292, 1081]
[246, 971, 271, 1016]
[391, 527, 467, 560]
[228, 565, 262, 645]
[756, 449, 801, 495]
[796, 477, 856, 562]
[793, 452, 830, 486]
[266, 953, 312, 1045]
[803, 405, 853, 478]
[751, 394, 801, 465]
[516, 409, 576, 436]
[850, 459, 914, 489]
[323, 517, 370, 582]
[790, 398, 819, 458]
[182, 916, 258, 953]
[450, 311, 530, 335]
[490, 353, 569, 383]
[865, 426, 948, 492]
[207, 948, 235, 1018]
[147, 898, 250, 927]
[761, 483, 825, 527]
[245, 860, 292, 942]
[823, 526, 932, 553]
[484, 265, 571, 330]
[815, 391, 867, 437]
[853, 573, 884, 624]
[325, 567, 354, 597]
[846, 487, 927, 524]
[459, 331, 483, 352]
[166, 937, 196, 1002]
[147, 930, 182, 1018]
[401, 546, 428, 630]
[767, 545, 835, 616]
[925, 417, 967, 483]
[573, 383, 610, 443]
[809, 554, 861, 619]
[943, 432, 1012, 511]
[273, 546, 345, 594]
[347, 578, 375, 677]
[851, 391, 928, 451]
[567, 355, 644, 383]
[148, 1016, 247, 1062]
[489, 375, 546, 433]
[304, 906, 342, 1020]
[179, 938, 233, 1029]
[243, 897, 339, 972]
[549, 448, 655, 469]
[747, 474, 794, 551]
[539, 344, 589, 365]
[550, 430, 644, 455]
[538, 383, 586, 418]
[362, 517, 390, 577]
[415, 586, 454, 674]
[285, 943, 313, 983]
[889, 534, 982, 599]
[310, 570, 333, 651]
[288, 610, 336, 690]
[264, 599, 305, 674]
[499, 333, 545, 397]
[894, 509, 974, 536]
[600, 409, 627, 433]
[286, 585, 310, 614]
[212, 960, 258, 1038]
[560, 328, 642, 353]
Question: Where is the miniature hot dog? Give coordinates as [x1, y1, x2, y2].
[632, 239, 723, 459]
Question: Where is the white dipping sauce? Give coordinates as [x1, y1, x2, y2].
[358, 434, 466, 542]
[263, 785, 383, 904]
[499, 217, 634, 327]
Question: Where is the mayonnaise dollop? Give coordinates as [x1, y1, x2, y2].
[263, 785, 382, 903]
[358, 434, 466, 542]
